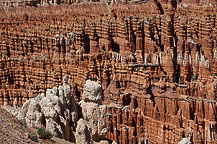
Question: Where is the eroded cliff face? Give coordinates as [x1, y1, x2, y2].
[0, 0, 216, 143]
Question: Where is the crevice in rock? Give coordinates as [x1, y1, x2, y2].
[154, 0, 164, 14]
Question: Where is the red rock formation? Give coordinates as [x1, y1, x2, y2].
[0, 1, 216, 143]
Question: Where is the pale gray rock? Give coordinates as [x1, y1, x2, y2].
[46, 118, 63, 137]
[98, 141, 110, 144]
[21, 76, 78, 141]
[178, 138, 191, 144]
[98, 105, 107, 136]
[47, 93, 59, 105]
[25, 99, 43, 128]
[4, 102, 8, 106]
[4, 78, 108, 144]
[34, 93, 45, 103]
[80, 101, 107, 139]
[75, 119, 90, 144]
[39, 97, 57, 118]
[76, 80, 108, 143]
[52, 87, 59, 96]
[63, 75, 68, 84]
[21, 100, 30, 117]
[13, 98, 18, 108]
[82, 80, 103, 104]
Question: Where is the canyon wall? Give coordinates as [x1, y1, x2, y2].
[0, 0, 216, 143]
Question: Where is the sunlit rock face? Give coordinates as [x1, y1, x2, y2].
[76, 80, 108, 143]
[20, 77, 78, 141]
[0, 0, 216, 143]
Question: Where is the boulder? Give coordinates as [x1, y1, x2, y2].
[82, 80, 103, 104]
[178, 138, 191, 144]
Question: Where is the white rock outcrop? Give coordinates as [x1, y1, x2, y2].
[76, 80, 108, 143]
[178, 138, 191, 144]
[21, 76, 78, 140]
[3, 78, 108, 144]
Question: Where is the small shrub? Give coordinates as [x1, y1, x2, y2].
[29, 132, 38, 142]
[20, 119, 27, 128]
[37, 128, 53, 140]
[6, 118, 10, 123]
[13, 125, 17, 129]
[19, 125, 24, 131]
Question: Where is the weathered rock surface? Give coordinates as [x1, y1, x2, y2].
[82, 80, 103, 104]
[3, 78, 109, 143]
[75, 119, 91, 144]
[20, 77, 78, 141]
[178, 138, 191, 144]
[76, 80, 108, 143]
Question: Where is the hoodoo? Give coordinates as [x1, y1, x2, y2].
[0, 0, 216, 143]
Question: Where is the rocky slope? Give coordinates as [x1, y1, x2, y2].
[0, 107, 37, 144]
[0, 106, 81, 144]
